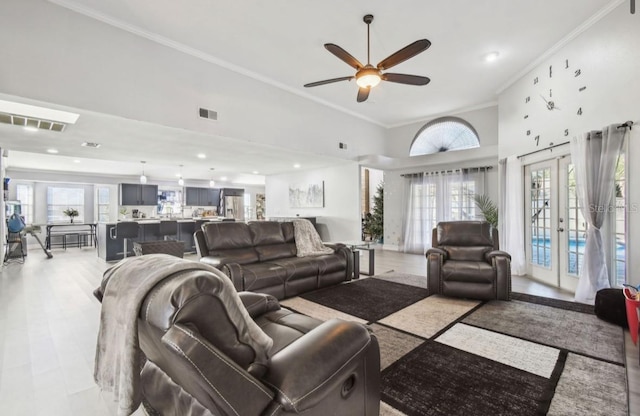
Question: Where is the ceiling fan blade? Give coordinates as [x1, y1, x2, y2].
[377, 39, 431, 70]
[324, 43, 364, 70]
[357, 87, 370, 103]
[304, 76, 354, 88]
[382, 73, 431, 86]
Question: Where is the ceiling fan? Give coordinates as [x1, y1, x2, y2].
[304, 14, 431, 103]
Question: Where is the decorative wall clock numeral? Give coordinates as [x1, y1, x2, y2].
[565, 59, 569, 69]
[535, 135, 540, 146]
[574, 69, 581, 77]
[549, 89, 552, 97]
[525, 96, 530, 103]
[533, 77, 539, 85]
[524, 114, 529, 119]
[527, 130, 531, 136]
[577, 107, 583, 115]
[549, 65, 553, 78]
[579, 86, 586, 92]
[564, 129, 569, 136]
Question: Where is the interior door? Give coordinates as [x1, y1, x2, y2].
[525, 157, 580, 292]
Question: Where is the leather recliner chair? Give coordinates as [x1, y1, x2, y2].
[96, 255, 380, 416]
[426, 221, 511, 300]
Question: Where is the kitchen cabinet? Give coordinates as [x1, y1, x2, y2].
[185, 187, 220, 207]
[119, 183, 158, 206]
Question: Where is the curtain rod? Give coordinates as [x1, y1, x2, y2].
[517, 141, 570, 159]
[518, 121, 633, 159]
[617, 120, 634, 130]
[401, 165, 493, 177]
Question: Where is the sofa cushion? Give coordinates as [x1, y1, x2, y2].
[316, 253, 348, 275]
[207, 248, 260, 265]
[242, 263, 288, 292]
[442, 261, 495, 283]
[437, 221, 494, 246]
[249, 222, 286, 245]
[271, 257, 319, 280]
[442, 245, 492, 262]
[204, 222, 253, 249]
[255, 244, 297, 262]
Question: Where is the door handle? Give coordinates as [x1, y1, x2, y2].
[557, 227, 564, 232]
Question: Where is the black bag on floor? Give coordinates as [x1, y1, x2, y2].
[594, 288, 627, 328]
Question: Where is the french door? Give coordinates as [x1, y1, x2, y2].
[524, 157, 580, 292]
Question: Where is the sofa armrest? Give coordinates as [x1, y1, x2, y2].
[426, 247, 447, 259]
[161, 324, 274, 416]
[486, 251, 511, 300]
[222, 263, 244, 291]
[324, 243, 354, 281]
[485, 250, 512, 262]
[239, 292, 280, 319]
[265, 319, 376, 412]
[426, 248, 446, 295]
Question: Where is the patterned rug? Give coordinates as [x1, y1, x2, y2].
[281, 272, 628, 416]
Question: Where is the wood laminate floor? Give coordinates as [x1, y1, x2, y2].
[0, 247, 637, 415]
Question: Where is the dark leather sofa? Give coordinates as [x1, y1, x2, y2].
[194, 221, 353, 299]
[426, 221, 511, 300]
[95, 255, 380, 415]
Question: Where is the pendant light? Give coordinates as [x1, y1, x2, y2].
[178, 164, 184, 186]
[139, 161, 148, 184]
[209, 168, 216, 188]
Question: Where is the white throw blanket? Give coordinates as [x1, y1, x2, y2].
[293, 219, 333, 257]
[94, 254, 216, 416]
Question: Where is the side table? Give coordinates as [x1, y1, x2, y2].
[331, 241, 377, 278]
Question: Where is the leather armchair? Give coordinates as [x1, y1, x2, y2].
[98, 257, 380, 416]
[426, 221, 511, 300]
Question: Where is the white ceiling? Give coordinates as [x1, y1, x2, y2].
[1, 0, 620, 183]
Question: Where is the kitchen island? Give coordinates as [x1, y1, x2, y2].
[97, 218, 225, 261]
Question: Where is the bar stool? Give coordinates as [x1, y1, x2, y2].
[110, 222, 139, 258]
[159, 220, 178, 240]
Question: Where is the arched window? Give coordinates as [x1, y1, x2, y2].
[409, 117, 480, 156]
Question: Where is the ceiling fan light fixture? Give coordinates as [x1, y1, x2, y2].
[356, 67, 381, 88]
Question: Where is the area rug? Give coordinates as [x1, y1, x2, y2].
[299, 278, 429, 321]
[289, 273, 628, 416]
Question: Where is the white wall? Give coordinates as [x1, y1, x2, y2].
[379, 105, 500, 251]
[265, 162, 361, 242]
[498, 3, 640, 285]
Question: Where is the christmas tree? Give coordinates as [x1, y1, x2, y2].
[369, 182, 384, 242]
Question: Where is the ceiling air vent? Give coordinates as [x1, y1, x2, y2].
[81, 142, 101, 148]
[199, 107, 218, 121]
[0, 112, 66, 132]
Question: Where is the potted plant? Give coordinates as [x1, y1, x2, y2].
[119, 208, 128, 220]
[473, 194, 498, 228]
[63, 208, 79, 223]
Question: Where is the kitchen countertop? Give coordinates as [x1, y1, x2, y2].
[100, 217, 229, 225]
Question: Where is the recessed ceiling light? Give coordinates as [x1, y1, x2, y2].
[252, 171, 259, 174]
[46, 148, 58, 154]
[73, 159, 80, 163]
[293, 163, 301, 168]
[220, 176, 228, 181]
[484, 51, 500, 62]
[197, 153, 206, 159]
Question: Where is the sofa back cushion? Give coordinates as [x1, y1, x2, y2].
[249, 222, 296, 261]
[437, 221, 495, 247]
[442, 245, 492, 262]
[203, 222, 259, 264]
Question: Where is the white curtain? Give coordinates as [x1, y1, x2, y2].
[571, 124, 627, 304]
[502, 155, 527, 275]
[403, 169, 485, 254]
